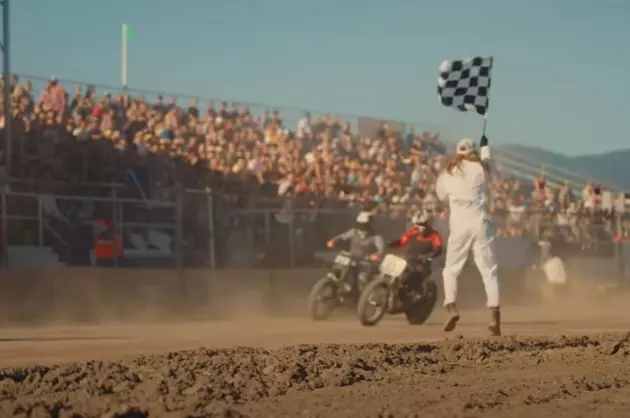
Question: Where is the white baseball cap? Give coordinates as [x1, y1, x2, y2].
[456, 138, 477, 155]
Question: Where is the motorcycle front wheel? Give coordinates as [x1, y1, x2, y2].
[308, 276, 339, 321]
[405, 279, 438, 325]
[357, 277, 390, 327]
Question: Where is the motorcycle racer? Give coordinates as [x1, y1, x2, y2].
[326, 211, 385, 292]
[388, 211, 443, 258]
[386, 211, 443, 294]
[326, 211, 385, 258]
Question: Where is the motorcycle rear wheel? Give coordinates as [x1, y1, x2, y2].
[405, 279, 438, 325]
[308, 276, 339, 321]
[357, 277, 390, 327]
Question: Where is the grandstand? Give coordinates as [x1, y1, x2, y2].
[0, 73, 625, 268]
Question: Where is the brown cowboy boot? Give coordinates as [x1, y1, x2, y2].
[443, 303, 460, 332]
[488, 307, 501, 336]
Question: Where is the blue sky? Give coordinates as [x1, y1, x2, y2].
[12, 0, 630, 155]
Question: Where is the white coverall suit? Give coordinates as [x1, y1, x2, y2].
[436, 144, 500, 308]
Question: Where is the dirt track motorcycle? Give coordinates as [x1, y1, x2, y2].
[308, 251, 379, 321]
[357, 253, 438, 326]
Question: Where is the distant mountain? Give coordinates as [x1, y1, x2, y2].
[494, 145, 630, 190]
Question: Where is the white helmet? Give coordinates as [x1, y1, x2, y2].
[356, 211, 374, 233]
[356, 211, 372, 224]
[411, 211, 431, 227]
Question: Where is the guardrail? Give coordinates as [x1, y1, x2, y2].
[0, 189, 179, 268]
[1, 187, 627, 275]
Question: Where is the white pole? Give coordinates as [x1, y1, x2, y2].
[121, 23, 128, 88]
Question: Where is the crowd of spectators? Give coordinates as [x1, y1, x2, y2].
[12, 76, 451, 211]
[490, 176, 629, 256]
[1, 76, 453, 214]
[0, 74, 626, 262]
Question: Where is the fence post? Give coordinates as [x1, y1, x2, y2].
[175, 186, 184, 271]
[206, 190, 216, 269]
[264, 209, 271, 244]
[288, 199, 295, 268]
[174, 186, 187, 302]
[616, 212, 624, 285]
[117, 192, 124, 247]
[246, 210, 254, 267]
[37, 196, 43, 247]
[1, 187, 6, 267]
[112, 188, 119, 268]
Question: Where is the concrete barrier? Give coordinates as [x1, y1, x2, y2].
[0, 266, 542, 325]
[9, 257, 623, 325]
[0, 268, 181, 324]
[0, 268, 328, 324]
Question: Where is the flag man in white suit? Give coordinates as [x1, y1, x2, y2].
[436, 135, 501, 336]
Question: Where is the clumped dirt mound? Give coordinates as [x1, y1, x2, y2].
[1, 333, 630, 417]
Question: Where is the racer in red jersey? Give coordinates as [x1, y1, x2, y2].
[387, 211, 443, 293]
[388, 211, 443, 259]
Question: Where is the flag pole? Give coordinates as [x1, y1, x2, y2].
[482, 114, 488, 137]
[121, 23, 128, 88]
[482, 57, 493, 138]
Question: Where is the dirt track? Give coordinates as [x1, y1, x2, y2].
[0, 297, 629, 418]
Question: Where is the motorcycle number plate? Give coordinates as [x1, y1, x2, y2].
[334, 254, 352, 266]
[379, 254, 407, 277]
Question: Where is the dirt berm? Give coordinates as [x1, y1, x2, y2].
[1, 332, 629, 417]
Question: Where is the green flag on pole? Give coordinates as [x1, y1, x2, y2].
[121, 24, 132, 87]
[124, 24, 134, 41]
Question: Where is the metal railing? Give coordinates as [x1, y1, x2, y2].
[1, 186, 628, 277]
[0, 188, 179, 268]
[495, 149, 626, 194]
[181, 192, 630, 271]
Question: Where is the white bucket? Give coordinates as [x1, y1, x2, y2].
[543, 256, 568, 285]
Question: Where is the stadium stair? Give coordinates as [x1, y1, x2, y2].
[7, 245, 65, 268]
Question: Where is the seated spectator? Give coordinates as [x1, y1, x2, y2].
[1, 74, 625, 267]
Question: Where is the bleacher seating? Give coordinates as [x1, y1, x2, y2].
[0, 73, 624, 268]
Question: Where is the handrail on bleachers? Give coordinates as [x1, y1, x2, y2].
[496, 149, 626, 193]
[7, 178, 126, 189]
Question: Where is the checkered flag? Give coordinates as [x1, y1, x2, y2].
[437, 56, 493, 116]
